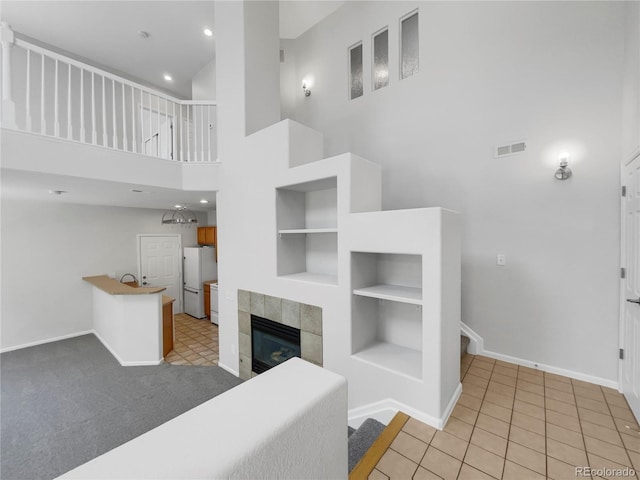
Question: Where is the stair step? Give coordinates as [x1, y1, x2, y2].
[348, 426, 356, 437]
[461, 334, 470, 357]
[348, 418, 386, 472]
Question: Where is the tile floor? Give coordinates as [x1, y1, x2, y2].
[370, 354, 640, 479]
[164, 313, 219, 366]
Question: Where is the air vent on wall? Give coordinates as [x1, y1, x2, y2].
[495, 140, 527, 158]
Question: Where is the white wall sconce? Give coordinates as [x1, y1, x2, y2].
[302, 82, 311, 97]
[555, 153, 572, 180]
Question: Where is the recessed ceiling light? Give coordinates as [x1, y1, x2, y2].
[199, 199, 209, 204]
[130, 189, 143, 193]
[48, 189, 67, 195]
[203, 28, 213, 37]
[163, 74, 173, 82]
[138, 31, 150, 39]
[174, 204, 183, 209]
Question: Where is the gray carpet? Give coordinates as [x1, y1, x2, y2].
[1, 334, 243, 480]
[348, 418, 386, 472]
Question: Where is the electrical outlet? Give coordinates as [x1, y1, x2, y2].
[496, 254, 506, 266]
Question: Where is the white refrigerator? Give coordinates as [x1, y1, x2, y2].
[183, 246, 217, 319]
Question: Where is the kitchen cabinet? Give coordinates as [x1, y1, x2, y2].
[163, 296, 175, 357]
[197, 226, 216, 246]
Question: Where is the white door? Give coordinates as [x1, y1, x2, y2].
[138, 235, 182, 313]
[621, 153, 640, 421]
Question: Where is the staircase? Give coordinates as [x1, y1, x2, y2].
[348, 418, 386, 473]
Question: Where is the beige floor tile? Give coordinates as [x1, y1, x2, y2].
[472, 360, 494, 372]
[451, 404, 479, 426]
[546, 387, 577, 405]
[463, 444, 504, 479]
[547, 457, 586, 479]
[475, 356, 496, 364]
[487, 381, 516, 399]
[620, 432, 640, 454]
[518, 372, 544, 385]
[509, 425, 545, 454]
[468, 367, 492, 380]
[627, 449, 640, 470]
[420, 446, 462, 480]
[584, 436, 634, 467]
[493, 365, 517, 378]
[483, 391, 514, 409]
[576, 396, 610, 415]
[170, 359, 189, 365]
[462, 383, 487, 400]
[495, 359, 517, 370]
[457, 463, 494, 480]
[546, 398, 580, 418]
[376, 448, 419, 479]
[479, 401, 512, 423]
[458, 393, 483, 411]
[515, 389, 545, 407]
[573, 386, 606, 402]
[411, 466, 440, 480]
[443, 417, 474, 442]
[463, 374, 490, 389]
[603, 393, 629, 409]
[491, 373, 517, 387]
[547, 438, 589, 466]
[609, 405, 638, 423]
[615, 416, 640, 433]
[547, 409, 582, 433]
[586, 453, 635, 480]
[390, 431, 428, 464]
[581, 421, 623, 447]
[513, 399, 545, 420]
[475, 413, 510, 439]
[546, 379, 575, 393]
[511, 411, 545, 436]
[502, 460, 546, 479]
[545, 372, 572, 384]
[403, 417, 437, 444]
[506, 441, 546, 475]
[470, 426, 507, 457]
[578, 408, 617, 430]
[431, 431, 469, 460]
[547, 422, 585, 449]
[367, 468, 389, 480]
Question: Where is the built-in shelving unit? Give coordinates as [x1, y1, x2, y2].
[276, 177, 338, 284]
[351, 252, 423, 379]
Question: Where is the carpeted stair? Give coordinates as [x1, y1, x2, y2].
[348, 418, 386, 473]
[461, 334, 470, 357]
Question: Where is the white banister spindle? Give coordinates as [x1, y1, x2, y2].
[54, 59, 59, 136]
[187, 105, 191, 162]
[67, 63, 72, 139]
[164, 98, 169, 159]
[179, 104, 183, 162]
[131, 86, 137, 153]
[122, 83, 128, 151]
[1, 22, 16, 128]
[141, 91, 146, 154]
[112, 79, 117, 148]
[156, 94, 160, 158]
[40, 53, 45, 134]
[207, 106, 211, 162]
[172, 100, 176, 161]
[25, 48, 31, 131]
[200, 105, 205, 162]
[101, 75, 107, 146]
[80, 68, 85, 141]
[91, 72, 96, 144]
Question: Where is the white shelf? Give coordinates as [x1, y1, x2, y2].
[278, 228, 338, 235]
[353, 342, 422, 380]
[279, 272, 338, 286]
[353, 284, 422, 305]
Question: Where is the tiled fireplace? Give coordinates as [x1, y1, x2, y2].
[237, 290, 323, 381]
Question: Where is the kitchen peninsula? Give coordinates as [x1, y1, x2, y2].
[83, 275, 171, 366]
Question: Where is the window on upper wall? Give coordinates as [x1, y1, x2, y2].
[372, 28, 389, 91]
[349, 43, 364, 100]
[401, 11, 419, 79]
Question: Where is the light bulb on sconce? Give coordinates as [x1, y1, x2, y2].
[555, 152, 572, 180]
[302, 82, 311, 97]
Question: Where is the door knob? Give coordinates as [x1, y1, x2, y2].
[627, 298, 640, 305]
[143, 281, 148, 285]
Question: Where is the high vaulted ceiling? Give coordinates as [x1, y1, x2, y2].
[0, 1, 344, 99]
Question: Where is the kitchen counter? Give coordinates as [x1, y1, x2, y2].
[203, 279, 218, 286]
[83, 275, 165, 295]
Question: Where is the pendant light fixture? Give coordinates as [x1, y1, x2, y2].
[161, 205, 198, 225]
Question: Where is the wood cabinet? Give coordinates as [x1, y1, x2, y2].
[197, 226, 216, 246]
[162, 296, 175, 357]
[203, 283, 211, 320]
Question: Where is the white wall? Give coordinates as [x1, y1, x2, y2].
[0, 198, 205, 350]
[191, 59, 216, 101]
[622, 1, 640, 162]
[284, 1, 625, 382]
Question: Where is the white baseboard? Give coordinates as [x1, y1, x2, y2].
[440, 383, 463, 428]
[460, 322, 483, 354]
[0, 330, 93, 353]
[92, 330, 162, 367]
[218, 362, 239, 377]
[480, 349, 618, 390]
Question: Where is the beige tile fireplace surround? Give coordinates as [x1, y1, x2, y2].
[237, 290, 323, 380]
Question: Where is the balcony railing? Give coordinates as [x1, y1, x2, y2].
[1, 23, 217, 163]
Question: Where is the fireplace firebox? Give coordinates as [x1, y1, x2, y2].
[251, 315, 301, 374]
